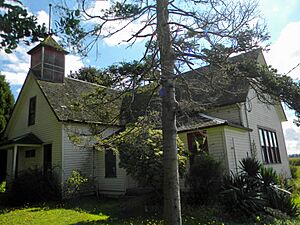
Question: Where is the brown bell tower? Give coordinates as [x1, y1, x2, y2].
[27, 35, 68, 83]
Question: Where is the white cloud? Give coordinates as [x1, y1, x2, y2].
[264, 21, 300, 154]
[283, 118, 300, 154]
[265, 21, 300, 79]
[65, 55, 84, 76]
[83, 1, 152, 46]
[36, 10, 49, 28]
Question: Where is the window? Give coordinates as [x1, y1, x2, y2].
[28, 96, 36, 126]
[105, 149, 116, 178]
[187, 131, 208, 165]
[25, 150, 36, 158]
[259, 128, 281, 164]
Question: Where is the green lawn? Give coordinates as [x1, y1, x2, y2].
[3, 160, 300, 225]
[0, 196, 300, 225]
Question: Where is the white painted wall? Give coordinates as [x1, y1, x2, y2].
[240, 89, 291, 177]
[207, 104, 241, 124]
[4, 74, 62, 181]
[223, 127, 251, 173]
[62, 123, 129, 194]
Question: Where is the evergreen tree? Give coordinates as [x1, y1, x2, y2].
[0, 75, 14, 136]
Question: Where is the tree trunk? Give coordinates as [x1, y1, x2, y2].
[156, 0, 182, 224]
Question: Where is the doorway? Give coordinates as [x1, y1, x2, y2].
[43, 144, 52, 175]
[0, 150, 7, 182]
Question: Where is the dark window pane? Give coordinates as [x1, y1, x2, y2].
[28, 96, 36, 126]
[105, 149, 116, 178]
[25, 150, 35, 158]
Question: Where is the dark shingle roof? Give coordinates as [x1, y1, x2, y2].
[176, 49, 263, 108]
[35, 74, 122, 125]
[27, 35, 68, 54]
[121, 49, 262, 125]
[177, 114, 251, 132]
[0, 133, 43, 147]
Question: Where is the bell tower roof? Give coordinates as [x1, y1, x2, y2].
[27, 35, 68, 55]
[27, 35, 68, 83]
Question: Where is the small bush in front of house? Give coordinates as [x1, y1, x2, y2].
[9, 167, 60, 205]
[0, 181, 6, 193]
[185, 153, 223, 204]
[64, 169, 89, 198]
[221, 157, 299, 218]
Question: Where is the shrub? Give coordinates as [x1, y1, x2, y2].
[111, 124, 188, 194]
[64, 170, 89, 198]
[9, 167, 60, 205]
[186, 153, 223, 204]
[0, 181, 5, 193]
[221, 157, 299, 218]
[290, 166, 298, 179]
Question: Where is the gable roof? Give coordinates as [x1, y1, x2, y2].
[27, 35, 68, 54]
[177, 113, 251, 133]
[0, 132, 43, 148]
[33, 72, 122, 125]
[122, 50, 264, 124]
[177, 49, 265, 108]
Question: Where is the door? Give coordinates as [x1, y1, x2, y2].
[43, 144, 52, 175]
[0, 150, 7, 182]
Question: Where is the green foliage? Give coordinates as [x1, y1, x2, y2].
[69, 60, 157, 89]
[109, 123, 188, 192]
[0, 75, 14, 136]
[9, 168, 60, 205]
[221, 157, 299, 218]
[0, 0, 46, 52]
[185, 153, 223, 204]
[240, 157, 262, 178]
[64, 170, 89, 197]
[0, 181, 6, 193]
[254, 66, 300, 126]
[68, 66, 115, 87]
[289, 158, 300, 166]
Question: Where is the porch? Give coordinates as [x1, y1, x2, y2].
[0, 133, 44, 184]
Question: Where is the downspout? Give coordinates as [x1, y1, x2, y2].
[238, 103, 252, 155]
[243, 103, 253, 156]
[231, 138, 238, 174]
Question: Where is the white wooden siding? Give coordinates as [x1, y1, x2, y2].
[178, 126, 229, 174]
[240, 89, 291, 177]
[17, 147, 43, 171]
[4, 74, 62, 181]
[223, 127, 251, 173]
[62, 123, 128, 194]
[207, 104, 241, 124]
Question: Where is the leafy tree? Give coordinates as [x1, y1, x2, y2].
[0, 75, 14, 136]
[68, 60, 157, 88]
[0, 0, 47, 53]
[56, 0, 293, 223]
[109, 122, 187, 194]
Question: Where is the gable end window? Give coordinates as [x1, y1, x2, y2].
[28, 96, 36, 126]
[259, 128, 281, 164]
[105, 149, 116, 178]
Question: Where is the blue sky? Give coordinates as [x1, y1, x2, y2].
[2, 0, 300, 154]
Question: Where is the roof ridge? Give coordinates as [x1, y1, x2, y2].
[65, 77, 108, 88]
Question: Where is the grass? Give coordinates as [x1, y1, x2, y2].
[0, 196, 300, 225]
[2, 160, 300, 225]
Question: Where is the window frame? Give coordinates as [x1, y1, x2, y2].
[258, 127, 281, 164]
[105, 149, 117, 178]
[25, 149, 36, 158]
[28, 96, 37, 126]
[187, 130, 208, 166]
